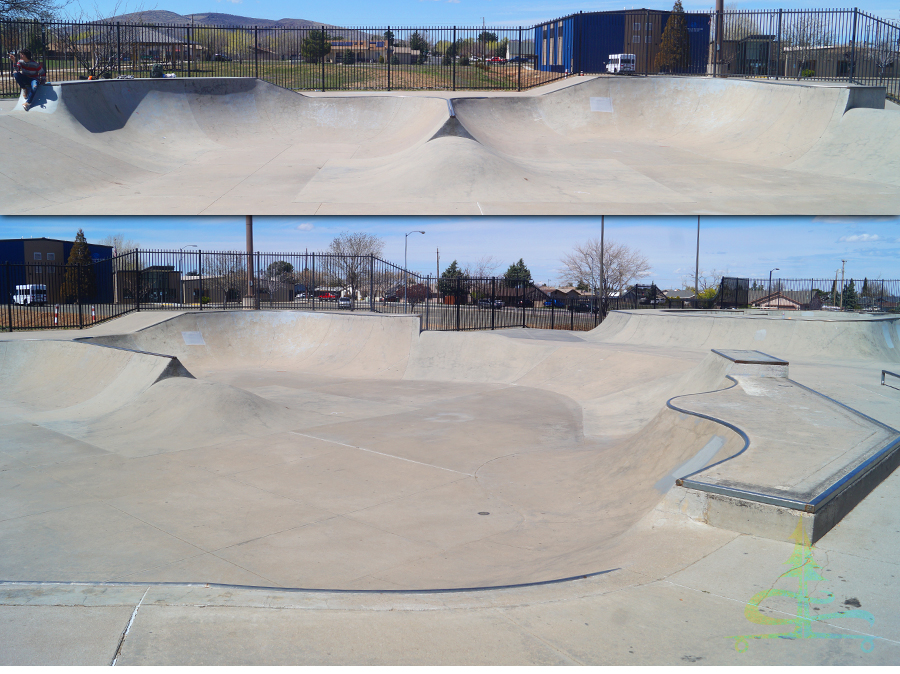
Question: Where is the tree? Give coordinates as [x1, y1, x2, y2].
[463, 255, 501, 279]
[327, 231, 385, 299]
[390, 54, 399, 65]
[99, 233, 139, 256]
[782, 12, 831, 79]
[409, 31, 428, 54]
[62, 229, 97, 302]
[442, 54, 452, 66]
[383, 29, 395, 47]
[343, 49, 355, 65]
[406, 282, 429, 306]
[301, 29, 333, 64]
[503, 259, 532, 288]
[559, 238, 651, 298]
[681, 268, 728, 298]
[1, 0, 64, 20]
[655, 0, 691, 73]
[438, 260, 466, 297]
[477, 31, 499, 43]
[842, 279, 859, 311]
[203, 253, 246, 303]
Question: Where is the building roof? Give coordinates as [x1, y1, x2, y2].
[0, 237, 112, 248]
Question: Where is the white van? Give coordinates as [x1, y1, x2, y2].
[607, 54, 636, 74]
[13, 284, 47, 305]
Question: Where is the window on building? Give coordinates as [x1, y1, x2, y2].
[47, 253, 55, 261]
[633, 35, 640, 43]
[634, 22, 641, 30]
[647, 23, 652, 30]
[34, 252, 41, 260]
[646, 35, 652, 43]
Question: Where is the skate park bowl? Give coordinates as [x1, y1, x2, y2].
[1, 309, 898, 591]
[1, 75, 899, 215]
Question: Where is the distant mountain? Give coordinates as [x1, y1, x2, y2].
[104, 9, 343, 30]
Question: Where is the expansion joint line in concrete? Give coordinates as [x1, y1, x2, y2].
[110, 586, 149, 666]
[288, 431, 473, 476]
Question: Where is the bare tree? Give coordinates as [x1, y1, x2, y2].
[99, 233, 139, 256]
[462, 255, 501, 278]
[327, 231, 385, 299]
[782, 12, 831, 78]
[1, 0, 65, 20]
[558, 238, 651, 298]
[203, 253, 246, 303]
[681, 268, 728, 298]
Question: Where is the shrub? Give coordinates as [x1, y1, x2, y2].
[460, 55, 470, 66]
[442, 54, 452, 66]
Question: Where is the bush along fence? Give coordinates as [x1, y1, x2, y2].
[2, 8, 898, 100]
[3, 251, 897, 333]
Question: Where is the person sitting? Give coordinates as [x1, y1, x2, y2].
[9, 49, 46, 111]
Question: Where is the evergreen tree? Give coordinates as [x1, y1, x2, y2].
[842, 279, 859, 311]
[390, 54, 400, 65]
[503, 258, 532, 288]
[655, 0, 691, 73]
[62, 229, 97, 302]
[301, 30, 333, 64]
[343, 49, 355, 65]
[438, 260, 466, 299]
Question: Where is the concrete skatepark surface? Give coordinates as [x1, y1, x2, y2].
[2, 76, 899, 215]
[1, 308, 899, 664]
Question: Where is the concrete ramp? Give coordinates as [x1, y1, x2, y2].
[2, 76, 898, 214]
[0, 310, 896, 590]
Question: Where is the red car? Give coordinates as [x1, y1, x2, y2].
[486, 56, 507, 64]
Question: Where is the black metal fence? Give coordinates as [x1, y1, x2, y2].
[0, 20, 564, 96]
[717, 276, 900, 312]
[2, 251, 897, 333]
[2, 9, 897, 100]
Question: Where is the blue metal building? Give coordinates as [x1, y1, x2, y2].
[534, 9, 711, 75]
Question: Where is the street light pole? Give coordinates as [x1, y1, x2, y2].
[695, 216, 700, 308]
[768, 268, 779, 303]
[404, 230, 425, 307]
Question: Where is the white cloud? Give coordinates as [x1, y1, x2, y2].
[295, 223, 314, 231]
[839, 234, 882, 242]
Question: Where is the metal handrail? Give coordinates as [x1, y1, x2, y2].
[882, 370, 900, 388]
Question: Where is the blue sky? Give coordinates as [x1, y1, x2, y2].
[2, 216, 898, 287]
[72, 0, 900, 27]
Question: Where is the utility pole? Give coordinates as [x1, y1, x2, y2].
[246, 215, 258, 310]
[695, 216, 700, 308]
[839, 259, 846, 309]
[436, 247, 440, 279]
[600, 215, 605, 314]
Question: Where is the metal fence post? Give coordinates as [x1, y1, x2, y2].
[456, 277, 461, 330]
[312, 252, 316, 311]
[775, 9, 782, 80]
[77, 264, 83, 329]
[550, 299, 555, 330]
[425, 275, 430, 329]
[321, 26, 326, 91]
[490, 277, 495, 330]
[517, 26, 523, 91]
[387, 25, 391, 91]
[370, 256, 375, 312]
[644, 9, 650, 76]
[187, 23, 191, 78]
[116, 22, 121, 76]
[198, 250, 203, 311]
[452, 26, 456, 91]
[254, 26, 259, 79]
[5, 262, 12, 332]
[849, 8, 858, 83]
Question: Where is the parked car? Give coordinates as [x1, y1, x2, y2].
[382, 295, 400, 303]
[486, 56, 507, 63]
[508, 55, 529, 63]
[493, 299, 504, 308]
[477, 298, 492, 308]
[338, 297, 353, 309]
[212, 54, 233, 62]
[544, 298, 566, 308]
[516, 298, 534, 307]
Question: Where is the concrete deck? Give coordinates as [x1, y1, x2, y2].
[2, 76, 898, 215]
[1, 309, 899, 663]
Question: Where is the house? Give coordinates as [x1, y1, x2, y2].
[748, 289, 825, 311]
